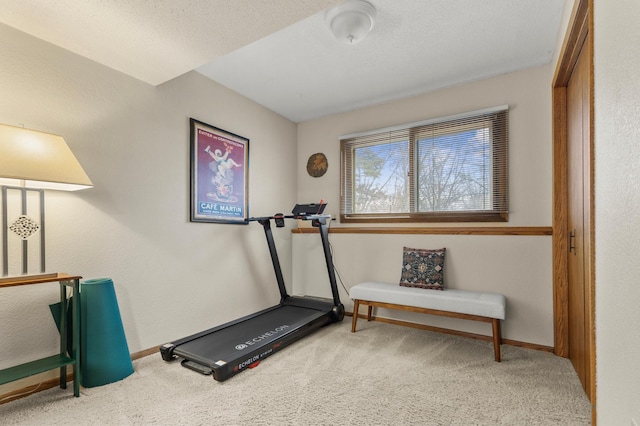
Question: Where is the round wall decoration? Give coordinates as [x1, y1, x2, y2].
[306, 153, 328, 177]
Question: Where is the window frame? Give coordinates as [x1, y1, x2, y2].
[340, 106, 509, 223]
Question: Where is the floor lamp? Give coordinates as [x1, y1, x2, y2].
[0, 123, 93, 277]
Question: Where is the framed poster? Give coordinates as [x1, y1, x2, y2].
[190, 118, 249, 224]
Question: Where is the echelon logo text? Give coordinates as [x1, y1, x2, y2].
[235, 325, 289, 350]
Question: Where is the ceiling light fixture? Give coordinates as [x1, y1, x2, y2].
[326, 0, 377, 44]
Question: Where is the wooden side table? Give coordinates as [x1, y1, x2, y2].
[0, 273, 81, 397]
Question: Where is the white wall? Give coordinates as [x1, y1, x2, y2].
[594, 1, 640, 424]
[0, 23, 298, 391]
[294, 64, 555, 346]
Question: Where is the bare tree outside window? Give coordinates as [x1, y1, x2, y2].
[417, 129, 491, 212]
[354, 140, 408, 214]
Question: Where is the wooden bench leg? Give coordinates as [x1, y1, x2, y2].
[492, 319, 502, 362]
[367, 305, 373, 321]
[351, 299, 360, 332]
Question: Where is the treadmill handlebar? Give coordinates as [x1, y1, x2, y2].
[246, 214, 331, 222]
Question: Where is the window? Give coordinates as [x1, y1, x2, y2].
[340, 106, 509, 223]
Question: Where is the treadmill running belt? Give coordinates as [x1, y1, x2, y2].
[173, 305, 326, 368]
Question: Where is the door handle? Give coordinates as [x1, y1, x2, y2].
[569, 230, 576, 254]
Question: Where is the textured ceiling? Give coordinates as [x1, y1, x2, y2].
[0, 0, 340, 85]
[0, 0, 566, 122]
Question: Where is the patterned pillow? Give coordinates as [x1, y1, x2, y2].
[399, 247, 446, 290]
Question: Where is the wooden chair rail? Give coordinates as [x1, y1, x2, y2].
[293, 226, 551, 236]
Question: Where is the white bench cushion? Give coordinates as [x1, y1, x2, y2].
[350, 281, 506, 320]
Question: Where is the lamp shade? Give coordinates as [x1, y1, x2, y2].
[0, 123, 93, 191]
[326, 0, 377, 44]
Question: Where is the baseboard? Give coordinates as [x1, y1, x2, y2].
[132, 346, 161, 360]
[0, 371, 74, 405]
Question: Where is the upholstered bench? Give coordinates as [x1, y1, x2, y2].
[350, 281, 507, 361]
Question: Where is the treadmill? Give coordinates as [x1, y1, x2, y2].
[160, 203, 345, 381]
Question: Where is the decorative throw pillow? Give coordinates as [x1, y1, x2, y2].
[399, 247, 446, 290]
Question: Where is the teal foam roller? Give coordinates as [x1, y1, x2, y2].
[81, 278, 134, 388]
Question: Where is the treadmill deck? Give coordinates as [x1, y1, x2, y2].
[170, 302, 333, 381]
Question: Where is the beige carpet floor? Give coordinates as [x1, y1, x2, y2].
[1, 320, 591, 425]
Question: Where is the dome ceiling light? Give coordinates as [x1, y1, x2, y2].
[326, 0, 377, 44]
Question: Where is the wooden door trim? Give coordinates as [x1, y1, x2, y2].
[554, 1, 590, 86]
[552, 0, 595, 409]
[552, 0, 589, 358]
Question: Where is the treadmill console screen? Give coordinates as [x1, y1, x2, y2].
[291, 203, 326, 217]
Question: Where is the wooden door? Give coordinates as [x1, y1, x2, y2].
[552, 0, 594, 411]
[566, 41, 592, 398]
